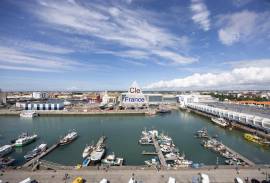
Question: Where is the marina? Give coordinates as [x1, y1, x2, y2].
[195, 128, 255, 166]
[0, 110, 270, 168]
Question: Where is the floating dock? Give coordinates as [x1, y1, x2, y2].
[22, 143, 59, 168]
[222, 143, 255, 166]
[151, 134, 167, 168]
[141, 151, 158, 155]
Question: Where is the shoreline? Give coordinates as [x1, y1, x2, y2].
[0, 109, 148, 116]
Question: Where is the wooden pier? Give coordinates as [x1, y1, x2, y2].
[141, 151, 157, 155]
[151, 135, 167, 168]
[22, 143, 59, 168]
[222, 143, 255, 166]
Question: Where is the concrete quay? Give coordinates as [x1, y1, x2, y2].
[0, 109, 147, 116]
[1, 167, 269, 183]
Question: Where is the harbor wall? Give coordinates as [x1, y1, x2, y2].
[0, 109, 147, 116]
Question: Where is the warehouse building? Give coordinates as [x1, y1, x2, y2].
[16, 102, 64, 110]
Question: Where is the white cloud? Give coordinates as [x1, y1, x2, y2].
[145, 66, 270, 89]
[218, 10, 270, 45]
[26, 0, 196, 65]
[190, 0, 210, 31]
[225, 59, 270, 68]
[0, 46, 86, 72]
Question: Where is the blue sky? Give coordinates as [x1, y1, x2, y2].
[0, 0, 270, 91]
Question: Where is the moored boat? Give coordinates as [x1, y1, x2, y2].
[90, 145, 105, 163]
[20, 110, 38, 118]
[211, 117, 229, 128]
[244, 133, 270, 146]
[0, 156, 15, 166]
[82, 157, 91, 167]
[14, 134, 38, 147]
[59, 130, 78, 145]
[82, 144, 94, 159]
[0, 145, 13, 157]
[24, 143, 47, 160]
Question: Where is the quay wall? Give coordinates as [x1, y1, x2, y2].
[0, 110, 147, 116]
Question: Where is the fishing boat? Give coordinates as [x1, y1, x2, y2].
[24, 144, 47, 160]
[82, 144, 94, 159]
[244, 133, 270, 146]
[82, 157, 91, 167]
[59, 130, 78, 145]
[14, 133, 38, 147]
[20, 110, 38, 118]
[0, 145, 13, 157]
[211, 117, 229, 128]
[0, 156, 15, 166]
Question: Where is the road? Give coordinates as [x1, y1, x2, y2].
[1, 167, 269, 183]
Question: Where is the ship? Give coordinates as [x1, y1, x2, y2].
[244, 133, 270, 146]
[14, 133, 38, 147]
[20, 110, 38, 118]
[89, 145, 105, 164]
[211, 117, 229, 128]
[82, 144, 94, 159]
[0, 145, 13, 157]
[59, 130, 78, 145]
[24, 143, 47, 161]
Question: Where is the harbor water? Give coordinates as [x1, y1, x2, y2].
[0, 110, 269, 166]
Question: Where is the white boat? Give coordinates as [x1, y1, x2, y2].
[211, 117, 229, 128]
[20, 111, 38, 118]
[0, 145, 13, 157]
[144, 158, 159, 166]
[15, 134, 38, 147]
[101, 153, 115, 165]
[82, 144, 94, 159]
[24, 143, 47, 160]
[90, 146, 105, 163]
[59, 130, 78, 145]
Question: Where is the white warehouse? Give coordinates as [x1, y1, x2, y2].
[187, 102, 270, 132]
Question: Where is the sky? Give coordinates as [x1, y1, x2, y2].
[0, 0, 270, 91]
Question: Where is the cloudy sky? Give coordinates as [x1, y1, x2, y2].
[0, 0, 270, 91]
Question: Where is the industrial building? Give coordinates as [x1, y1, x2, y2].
[16, 102, 64, 110]
[178, 95, 270, 132]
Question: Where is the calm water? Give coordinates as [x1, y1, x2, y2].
[0, 110, 269, 166]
